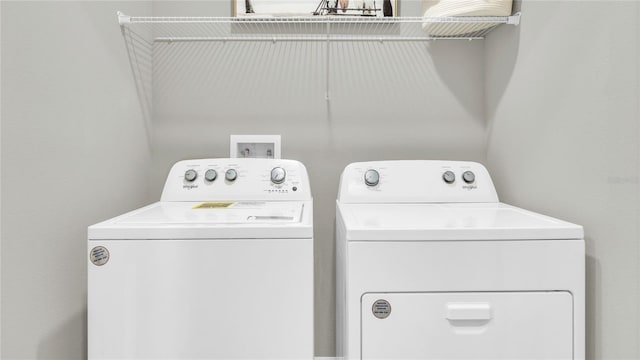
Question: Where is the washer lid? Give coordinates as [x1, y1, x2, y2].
[89, 201, 312, 240]
[337, 202, 583, 241]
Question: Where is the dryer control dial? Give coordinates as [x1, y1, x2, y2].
[225, 169, 238, 182]
[442, 171, 455, 184]
[462, 171, 475, 184]
[184, 169, 197, 182]
[271, 167, 286, 184]
[364, 169, 380, 187]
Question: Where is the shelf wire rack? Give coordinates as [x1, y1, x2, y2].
[117, 11, 520, 125]
[118, 12, 521, 42]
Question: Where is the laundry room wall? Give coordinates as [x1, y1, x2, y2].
[150, 0, 487, 355]
[485, 1, 640, 359]
[1, 1, 153, 359]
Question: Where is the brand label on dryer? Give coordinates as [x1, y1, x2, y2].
[90, 246, 109, 266]
[372, 299, 391, 319]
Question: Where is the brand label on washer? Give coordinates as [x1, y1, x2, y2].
[193, 202, 236, 209]
[372, 299, 391, 319]
[90, 246, 109, 266]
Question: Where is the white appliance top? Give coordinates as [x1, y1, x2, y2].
[337, 160, 582, 241]
[338, 202, 582, 240]
[89, 158, 313, 240]
[89, 201, 311, 239]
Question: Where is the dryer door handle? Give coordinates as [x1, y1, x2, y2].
[446, 302, 492, 321]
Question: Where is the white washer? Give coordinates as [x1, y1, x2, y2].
[88, 158, 313, 360]
[336, 160, 584, 360]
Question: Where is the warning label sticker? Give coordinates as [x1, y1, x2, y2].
[90, 246, 109, 266]
[193, 202, 236, 209]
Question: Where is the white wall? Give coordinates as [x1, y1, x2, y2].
[151, 0, 487, 355]
[485, 1, 640, 359]
[1, 1, 152, 358]
[0, 2, 3, 355]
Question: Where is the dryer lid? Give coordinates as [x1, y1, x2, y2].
[338, 202, 583, 241]
[89, 201, 312, 240]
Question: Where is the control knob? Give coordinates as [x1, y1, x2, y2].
[364, 169, 380, 187]
[271, 167, 286, 184]
[442, 171, 455, 184]
[184, 169, 197, 182]
[225, 169, 238, 182]
[204, 169, 217, 182]
[462, 171, 475, 184]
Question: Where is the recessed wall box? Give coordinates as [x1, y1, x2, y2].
[230, 135, 281, 159]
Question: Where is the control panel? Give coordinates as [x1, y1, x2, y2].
[161, 158, 311, 201]
[338, 160, 499, 204]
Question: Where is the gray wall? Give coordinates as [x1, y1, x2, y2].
[485, 1, 640, 359]
[1, 1, 153, 359]
[2, 0, 639, 359]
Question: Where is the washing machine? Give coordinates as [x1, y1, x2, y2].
[88, 158, 313, 359]
[336, 160, 584, 360]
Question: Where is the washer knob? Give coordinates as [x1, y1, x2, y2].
[184, 169, 197, 182]
[462, 171, 475, 184]
[225, 169, 238, 182]
[364, 169, 380, 187]
[204, 169, 217, 182]
[442, 171, 455, 184]
[271, 167, 286, 184]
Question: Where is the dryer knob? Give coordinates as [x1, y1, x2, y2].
[442, 171, 455, 184]
[271, 167, 286, 184]
[184, 169, 197, 182]
[204, 169, 217, 182]
[364, 169, 380, 187]
[462, 171, 475, 184]
[225, 169, 238, 182]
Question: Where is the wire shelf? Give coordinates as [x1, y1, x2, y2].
[116, 11, 520, 126]
[118, 12, 521, 42]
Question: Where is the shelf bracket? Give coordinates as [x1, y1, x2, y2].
[507, 12, 521, 26]
[117, 11, 131, 26]
[117, 11, 131, 35]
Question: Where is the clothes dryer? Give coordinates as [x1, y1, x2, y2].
[336, 160, 584, 360]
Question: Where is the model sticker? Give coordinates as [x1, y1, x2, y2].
[193, 202, 236, 209]
[372, 299, 391, 319]
[90, 246, 109, 266]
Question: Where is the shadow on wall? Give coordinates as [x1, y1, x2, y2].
[428, 39, 494, 126]
[586, 253, 601, 360]
[37, 307, 87, 360]
[482, 23, 520, 122]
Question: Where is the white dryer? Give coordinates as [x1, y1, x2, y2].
[88, 158, 313, 360]
[336, 160, 584, 360]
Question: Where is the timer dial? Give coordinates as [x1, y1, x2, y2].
[271, 167, 286, 184]
[462, 171, 476, 184]
[364, 169, 380, 187]
[442, 171, 455, 184]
